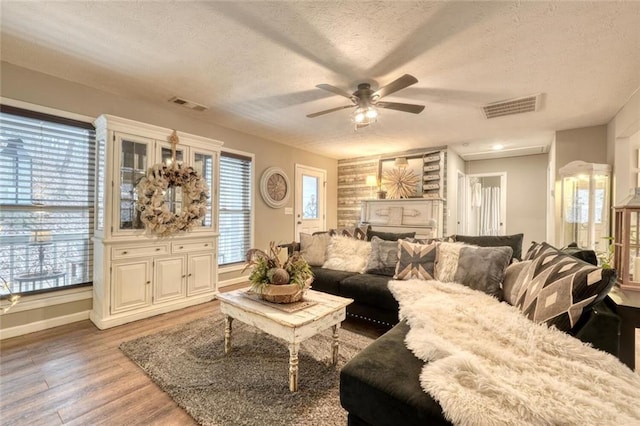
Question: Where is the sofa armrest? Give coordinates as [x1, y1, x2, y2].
[570, 298, 620, 357]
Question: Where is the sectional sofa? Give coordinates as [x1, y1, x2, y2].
[288, 230, 621, 425]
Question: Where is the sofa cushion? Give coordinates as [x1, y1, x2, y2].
[299, 232, 331, 266]
[328, 224, 369, 240]
[365, 236, 400, 277]
[339, 274, 398, 311]
[435, 242, 512, 299]
[367, 229, 416, 241]
[309, 266, 357, 296]
[394, 240, 437, 280]
[515, 242, 616, 332]
[340, 321, 450, 426]
[453, 233, 524, 261]
[323, 235, 371, 273]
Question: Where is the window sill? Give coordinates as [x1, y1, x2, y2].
[0, 285, 93, 314]
[218, 263, 247, 274]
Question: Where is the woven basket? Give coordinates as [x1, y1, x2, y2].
[260, 280, 312, 304]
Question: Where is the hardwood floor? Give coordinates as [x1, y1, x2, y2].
[1, 288, 638, 425]
[0, 285, 386, 425]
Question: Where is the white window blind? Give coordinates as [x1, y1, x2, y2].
[218, 151, 252, 266]
[0, 105, 95, 295]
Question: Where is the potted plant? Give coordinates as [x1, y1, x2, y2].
[244, 242, 313, 303]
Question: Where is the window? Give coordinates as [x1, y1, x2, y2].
[218, 151, 252, 266]
[0, 105, 95, 295]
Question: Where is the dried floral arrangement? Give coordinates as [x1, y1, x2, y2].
[135, 163, 209, 237]
[244, 242, 313, 293]
[382, 167, 421, 199]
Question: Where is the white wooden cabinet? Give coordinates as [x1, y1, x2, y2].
[111, 258, 151, 313]
[91, 115, 223, 329]
[154, 257, 186, 303]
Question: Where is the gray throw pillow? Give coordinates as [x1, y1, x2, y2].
[365, 236, 400, 276]
[299, 232, 331, 266]
[435, 242, 513, 299]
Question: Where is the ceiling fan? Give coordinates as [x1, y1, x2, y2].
[307, 74, 425, 128]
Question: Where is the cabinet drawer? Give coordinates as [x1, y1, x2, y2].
[112, 244, 169, 259]
[172, 240, 214, 253]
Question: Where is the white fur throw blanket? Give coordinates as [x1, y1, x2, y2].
[388, 279, 640, 425]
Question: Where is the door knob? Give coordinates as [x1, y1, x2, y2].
[297, 221, 302, 225]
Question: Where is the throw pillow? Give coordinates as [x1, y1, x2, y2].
[523, 241, 555, 261]
[515, 242, 616, 332]
[394, 240, 438, 280]
[323, 235, 372, 273]
[453, 233, 524, 261]
[366, 236, 402, 276]
[366, 229, 416, 241]
[328, 224, 369, 240]
[299, 232, 331, 266]
[435, 242, 513, 298]
[502, 260, 532, 305]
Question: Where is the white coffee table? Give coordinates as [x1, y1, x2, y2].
[217, 288, 353, 391]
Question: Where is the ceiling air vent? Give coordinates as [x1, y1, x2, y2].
[168, 96, 209, 112]
[482, 94, 541, 119]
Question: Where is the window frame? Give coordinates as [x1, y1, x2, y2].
[0, 99, 96, 297]
[218, 147, 254, 272]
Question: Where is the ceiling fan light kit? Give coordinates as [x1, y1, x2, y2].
[308, 74, 425, 130]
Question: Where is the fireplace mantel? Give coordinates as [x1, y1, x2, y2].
[360, 198, 444, 239]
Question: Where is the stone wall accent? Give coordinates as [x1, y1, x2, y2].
[337, 147, 448, 235]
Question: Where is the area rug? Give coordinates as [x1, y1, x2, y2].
[120, 314, 373, 426]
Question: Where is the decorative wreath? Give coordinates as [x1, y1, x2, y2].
[135, 163, 209, 237]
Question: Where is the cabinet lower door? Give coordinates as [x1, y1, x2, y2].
[154, 257, 186, 303]
[111, 260, 151, 314]
[188, 253, 215, 295]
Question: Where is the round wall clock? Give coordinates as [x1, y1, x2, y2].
[260, 167, 290, 208]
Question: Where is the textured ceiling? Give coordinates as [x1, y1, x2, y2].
[1, 1, 639, 159]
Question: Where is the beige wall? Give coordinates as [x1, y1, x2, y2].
[446, 148, 465, 235]
[555, 125, 608, 174]
[609, 88, 640, 204]
[0, 62, 338, 334]
[466, 154, 548, 252]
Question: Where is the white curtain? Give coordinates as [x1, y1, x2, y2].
[474, 186, 501, 236]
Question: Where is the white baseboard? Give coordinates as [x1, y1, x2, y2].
[0, 310, 90, 340]
[89, 293, 217, 330]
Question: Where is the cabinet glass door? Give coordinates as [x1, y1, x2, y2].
[160, 144, 187, 217]
[119, 137, 149, 230]
[192, 150, 215, 230]
[159, 145, 185, 166]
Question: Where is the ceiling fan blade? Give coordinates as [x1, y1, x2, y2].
[372, 74, 418, 99]
[376, 101, 425, 114]
[306, 104, 354, 118]
[315, 84, 355, 99]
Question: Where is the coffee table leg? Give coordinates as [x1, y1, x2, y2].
[224, 316, 233, 354]
[289, 342, 299, 392]
[332, 324, 340, 365]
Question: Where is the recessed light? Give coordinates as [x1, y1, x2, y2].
[492, 144, 504, 151]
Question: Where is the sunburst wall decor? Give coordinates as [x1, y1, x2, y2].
[382, 168, 420, 199]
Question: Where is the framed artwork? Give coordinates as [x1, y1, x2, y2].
[379, 157, 423, 198]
